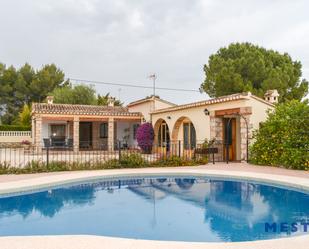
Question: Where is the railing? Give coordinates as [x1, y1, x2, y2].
[0, 140, 225, 169]
[0, 131, 31, 137]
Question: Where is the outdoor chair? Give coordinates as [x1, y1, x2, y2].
[43, 138, 52, 149]
[65, 138, 73, 150]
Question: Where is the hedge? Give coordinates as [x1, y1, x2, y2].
[0, 125, 31, 131]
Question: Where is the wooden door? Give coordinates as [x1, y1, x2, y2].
[79, 122, 92, 149]
[223, 118, 236, 161]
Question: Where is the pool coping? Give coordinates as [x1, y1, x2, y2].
[0, 167, 309, 249]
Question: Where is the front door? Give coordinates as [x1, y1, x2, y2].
[79, 122, 92, 149]
[223, 118, 236, 161]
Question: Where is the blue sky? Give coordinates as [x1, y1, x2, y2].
[0, 0, 308, 104]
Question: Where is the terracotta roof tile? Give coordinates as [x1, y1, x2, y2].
[32, 103, 142, 117]
[150, 92, 273, 114]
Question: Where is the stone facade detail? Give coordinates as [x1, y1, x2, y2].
[210, 116, 223, 161]
[210, 116, 223, 141]
[239, 114, 252, 161]
[73, 117, 79, 152]
[108, 118, 114, 151]
[34, 116, 42, 149]
[92, 122, 100, 149]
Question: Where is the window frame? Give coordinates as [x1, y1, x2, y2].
[100, 122, 108, 138]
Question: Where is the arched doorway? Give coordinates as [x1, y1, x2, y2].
[154, 119, 170, 152]
[172, 117, 197, 149]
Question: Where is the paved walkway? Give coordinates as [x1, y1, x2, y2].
[0, 162, 308, 183]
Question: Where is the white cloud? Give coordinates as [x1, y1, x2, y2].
[0, 0, 308, 104]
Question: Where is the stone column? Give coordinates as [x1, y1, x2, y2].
[73, 117, 80, 152]
[108, 117, 114, 151]
[240, 115, 252, 161]
[35, 116, 42, 150]
[209, 115, 223, 161]
[92, 122, 100, 149]
[31, 117, 35, 145]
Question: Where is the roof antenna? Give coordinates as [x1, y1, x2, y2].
[148, 73, 157, 121]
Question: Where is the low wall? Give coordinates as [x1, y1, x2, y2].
[0, 131, 32, 143]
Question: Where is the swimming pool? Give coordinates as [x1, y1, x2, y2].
[0, 176, 308, 242]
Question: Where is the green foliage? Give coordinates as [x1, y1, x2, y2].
[51, 84, 97, 105]
[0, 125, 31, 131]
[0, 152, 210, 174]
[250, 100, 309, 170]
[0, 63, 68, 124]
[201, 42, 308, 102]
[18, 104, 31, 126]
[97, 93, 122, 106]
[119, 154, 148, 168]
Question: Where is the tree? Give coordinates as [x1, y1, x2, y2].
[51, 84, 97, 105]
[250, 100, 309, 170]
[136, 123, 154, 153]
[97, 93, 122, 106]
[201, 42, 308, 102]
[18, 104, 31, 126]
[0, 63, 68, 124]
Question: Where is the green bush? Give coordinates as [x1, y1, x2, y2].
[0, 125, 31, 131]
[0, 153, 209, 175]
[119, 153, 148, 168]
[250, 100, 309, 170]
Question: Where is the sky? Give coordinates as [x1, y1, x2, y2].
[0, 0, 308, 105]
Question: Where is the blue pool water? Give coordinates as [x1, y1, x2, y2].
[0, 176, 308, 242]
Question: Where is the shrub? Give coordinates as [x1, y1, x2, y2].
[0, 125, 31, 131]
[119, 153, 148, 168]
[250, 100, 309, 170]
[18, 104, 31, 126]
[136, 123, 154, 153]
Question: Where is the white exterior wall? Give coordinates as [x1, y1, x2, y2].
[116, 120, 140, 146]
[248, 98, 273, 131]
[0, 131, 31, 143]
[152, 99, 251, 142]
[41, 120, 69, 143]
[128, 99, 174, 122]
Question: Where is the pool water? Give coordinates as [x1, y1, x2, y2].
[0, 176, 308, 242]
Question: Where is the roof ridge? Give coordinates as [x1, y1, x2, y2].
[151, 92, 249, 114]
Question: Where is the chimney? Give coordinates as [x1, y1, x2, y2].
[107, 96, 115, 107]
[46, 96, 54, 104]
[264, 89, 279, 104]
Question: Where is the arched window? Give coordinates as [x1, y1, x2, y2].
[183, 122, 196, 149]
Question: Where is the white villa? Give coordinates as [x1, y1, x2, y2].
[30, 91, 277, 161]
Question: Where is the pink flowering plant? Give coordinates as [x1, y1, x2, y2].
[136, 123, 154, 154]
[21, 140, 31, 145]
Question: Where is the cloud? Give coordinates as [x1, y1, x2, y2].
[0, 0, 308, 103]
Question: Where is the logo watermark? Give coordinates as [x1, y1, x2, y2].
[265, 222, 309, 233]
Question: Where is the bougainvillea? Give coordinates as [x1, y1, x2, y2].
[136, 122, 154, 153]
[250, 100, 309, 170]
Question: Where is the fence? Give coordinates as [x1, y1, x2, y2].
[0, 140, 225, 168]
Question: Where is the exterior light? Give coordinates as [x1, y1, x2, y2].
[167, 116, 171, 119]
[204, 109, 210, 115]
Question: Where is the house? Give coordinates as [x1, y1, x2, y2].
[31, 90, 275, 162]
[127, 95, 176, 122]
[148, 91, 275, 161]
[31, 96, 143, 151]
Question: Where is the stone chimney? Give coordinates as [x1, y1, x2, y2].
[107, 96, 115, 107]
[46, 96, 54, 104]
[264, 89, 279, 104]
